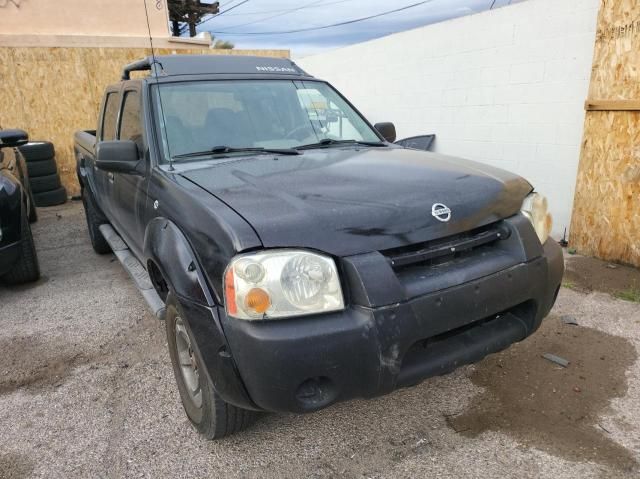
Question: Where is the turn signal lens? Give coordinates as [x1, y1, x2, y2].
[245, 288, 271, 315]
[224, 268, 237, 316]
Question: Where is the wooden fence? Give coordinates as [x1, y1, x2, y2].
[0, 47, 289, 195]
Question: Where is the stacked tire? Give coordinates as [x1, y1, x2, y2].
[19, 141, 67, 207]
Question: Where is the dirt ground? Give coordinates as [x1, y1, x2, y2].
[564, 254, 640, 297]
[1, 202, 639, 478]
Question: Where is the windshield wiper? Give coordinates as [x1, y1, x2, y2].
[172, 145, 301, 160]
[295, 138, 387, 150]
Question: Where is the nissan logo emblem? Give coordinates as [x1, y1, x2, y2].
[432, 203, 452, 222]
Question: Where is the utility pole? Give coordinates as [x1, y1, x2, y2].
[168, 0, 220, 37]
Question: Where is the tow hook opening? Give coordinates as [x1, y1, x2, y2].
[295, 377, 337, 410]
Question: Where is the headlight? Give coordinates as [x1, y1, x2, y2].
[224, 250, 345, 320]
[521, 192, 552, 244]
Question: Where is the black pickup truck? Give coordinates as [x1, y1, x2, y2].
[75, 55, 563, 439]
[0, 129, 40, 285]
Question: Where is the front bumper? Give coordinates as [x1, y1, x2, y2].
[215, 222, 564, 413]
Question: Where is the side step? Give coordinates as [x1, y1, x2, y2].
[99, 224, 166, 319]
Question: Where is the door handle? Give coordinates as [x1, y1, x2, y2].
[107, 172, 114, 183]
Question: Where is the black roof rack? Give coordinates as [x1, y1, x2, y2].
[121, 57, 163, 80]
[121, 55, 310, 81]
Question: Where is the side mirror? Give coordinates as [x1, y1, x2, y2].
[0, 129, 29, 148]
[96, 140, 140, 174]
[374, 122, 396, 143]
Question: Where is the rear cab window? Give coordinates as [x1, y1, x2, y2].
[101, 92, 119, 141]
[119, 90, 143, 157]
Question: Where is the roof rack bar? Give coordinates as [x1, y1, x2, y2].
[122, 57, 155, 80]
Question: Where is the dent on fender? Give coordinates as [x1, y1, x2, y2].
[144, 217, 214, 307]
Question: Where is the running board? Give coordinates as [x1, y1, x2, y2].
[99, 224, 166, 319]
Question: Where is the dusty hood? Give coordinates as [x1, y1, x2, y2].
[179, 147, 532, 256]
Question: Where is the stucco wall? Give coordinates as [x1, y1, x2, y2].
[298, 0, 600, 238]
[0, 0, 169, 38]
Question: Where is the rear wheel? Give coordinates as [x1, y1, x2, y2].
[2, 211, 40, 285]
[165, 294, 257, 439]
[82, 188, 111, 254]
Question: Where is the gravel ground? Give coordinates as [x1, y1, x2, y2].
[1, 202, 639, 479]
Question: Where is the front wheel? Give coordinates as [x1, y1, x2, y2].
[165, 294, 257, 439]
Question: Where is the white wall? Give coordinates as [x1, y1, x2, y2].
[298, 0, 600, 238]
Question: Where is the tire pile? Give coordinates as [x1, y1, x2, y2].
[19, 141, 67, 207]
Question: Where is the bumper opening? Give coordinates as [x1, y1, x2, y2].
[295, 376, 338, 410]
[397, 300, 538, 387]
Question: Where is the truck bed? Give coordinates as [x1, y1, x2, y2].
[74, 130, 97, 155]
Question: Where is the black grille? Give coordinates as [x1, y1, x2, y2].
[382, 222, 510, 269]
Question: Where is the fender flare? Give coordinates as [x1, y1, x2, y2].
[144, 218, 257, 410]
[143, 217, 214, 307]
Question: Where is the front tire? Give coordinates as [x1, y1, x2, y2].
[82, 188, 111, 254]
[165, 294, 257, 439]
[2, 210, 40, 284]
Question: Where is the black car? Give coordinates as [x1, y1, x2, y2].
[75, 55, 563, 439]
[0, 129, 40, 284]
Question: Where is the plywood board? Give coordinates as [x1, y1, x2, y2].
[588, 0, 640, 100]
[0, 47, 289, 195]
[570, 0, 640, 267]
[570, 111, 640, 265]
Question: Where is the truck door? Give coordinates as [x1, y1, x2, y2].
[112, 87, 148, 258]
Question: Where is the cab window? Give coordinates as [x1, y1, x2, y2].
[119, 91, 143, 156]
[101, 92, 119, 141]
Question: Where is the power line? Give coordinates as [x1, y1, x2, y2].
[218, 0, 240, 7]
[212, 0, 251, 17]
[197, 0, 250, 26]
[217, 0, 327, 31]
[211, 0, 357, 17]
[208, 0, 436, 35]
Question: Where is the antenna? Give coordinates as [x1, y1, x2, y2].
[143, 0, 174, 171]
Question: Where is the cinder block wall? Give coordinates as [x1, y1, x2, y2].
[298, 0, 600, 238]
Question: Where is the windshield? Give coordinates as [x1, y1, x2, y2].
[152, 80, 382, 161]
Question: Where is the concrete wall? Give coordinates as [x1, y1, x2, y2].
[298, 0, 600, 238]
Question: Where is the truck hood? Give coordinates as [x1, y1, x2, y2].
[179, 148, 532, 256]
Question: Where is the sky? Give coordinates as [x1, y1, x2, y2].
[195, 0, 527, 57]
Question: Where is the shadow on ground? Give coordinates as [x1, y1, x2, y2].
[448, 315, 638, 472]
